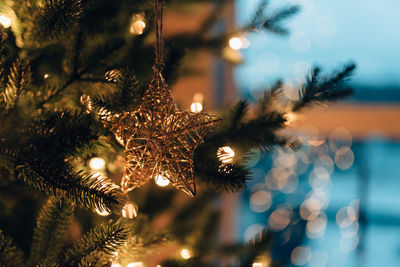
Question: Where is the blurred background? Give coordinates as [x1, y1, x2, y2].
[171, 0, 400, 266]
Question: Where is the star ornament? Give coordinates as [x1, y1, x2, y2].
[103, 67, 221, 196]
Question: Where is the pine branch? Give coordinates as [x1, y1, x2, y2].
[37, 258, 60, 267]
[258, 80, 283, 113]
[61, 219, 129, 267]
[263, 5, 300, 35]
[29, 197, 75, 265]
[195, 161, 250, 193]
[292, 63, 356, 111]
[77, 251, 109, 267]
[229, 111, 288, 150]
[228, 100, 249, 132]
[2, 59, 31, 110]
[34, 0, 83, 40]
[92, 68, 146, 113]
[240, 230, 274, 267]
[246, 0, 300, 35]
[33, 111, 99, 158]
[113, 215, 171, 263]
[249, 0, 269, 29]
[0, 152, 126, 213]
[0, 229, 25, 267]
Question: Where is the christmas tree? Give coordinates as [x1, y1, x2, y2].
[0, 0, 355, 266]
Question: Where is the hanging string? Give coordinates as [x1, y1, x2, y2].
[154, 0, 165, 67]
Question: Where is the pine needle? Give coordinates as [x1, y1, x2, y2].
[61, 219, 129, 266]
[0, 229, 25, 267]
[29, 197, 75, 265]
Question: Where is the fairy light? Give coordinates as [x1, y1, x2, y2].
[44, 73, 50, 79]
[229, 37, 242, 50]
[89, 157, 106, 170]
[0, 15, 11, 28]
[190, 102, 203, 113]
[122, 202, 138, 219]
[155, 174, 170, 187]
[217, 146, 235, 164]
[190, 93, 204, 113]
[180, 248, 192, 259]
[130, 14, 146, 35]
[228, 36, 249, 50]
[127, 262, 144, 267]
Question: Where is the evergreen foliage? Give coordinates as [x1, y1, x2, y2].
[29, 197, 74, 265]
[61, 218, 129, 266]
[292, 63, 356, 111]
[0, 230, 25, 267]
[249, 0, 300, 35]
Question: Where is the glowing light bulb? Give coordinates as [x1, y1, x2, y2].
[284, 112, 298, 126]
[0, 15, 11, 28]
[190, 102, 203, 113]
[44, 73, 50, 79]
[89, 157, 106, 170]
[95, 207, 111, 216]
[130, 21, 146, 35]
[122, 202, 138, 219]
[127, 262, 144, 267]
[180, 248, 192, 259]
[217, 146, 235, 164]
[252, 263, 263, 267]
[155, 174, 170, 187]
[130, 14, 146, 35]
[229, 37, 243, 50]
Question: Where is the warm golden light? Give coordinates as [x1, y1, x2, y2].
[122, 202, 138, 219]
[228, 36, 249, 50]
[111, 263, 121, 267]
[252, 263, 264, 267]
[44, 73, 50, 79]
[130, 14, 146, 35]
[130, 20, 146, 35]
[89, 157, 106, 170]
[222, 47, 243, 64]
[0, 15, 11, 28]
[284, 112, 298, 126]
[307, 139, 325, 147]
[95, 207, 111, 216]
[155, 174, 170, 187]
[104, 69, 120, 82]
[229, 37, 242, 50]
[193, 93, 204, 103]
[217, 146, 235, 164]
[181, 248, 192, 259]
[127, 262, 144, 267]
[190, 102, 203, 113]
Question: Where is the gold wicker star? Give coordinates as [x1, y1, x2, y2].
[102, 67, 221, 196]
